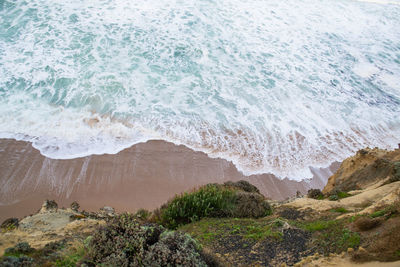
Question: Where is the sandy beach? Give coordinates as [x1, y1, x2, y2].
[0, 138, 338, 221]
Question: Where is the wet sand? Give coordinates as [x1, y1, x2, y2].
[0, 139, 339, 222]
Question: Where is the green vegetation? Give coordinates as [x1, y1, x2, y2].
[156, 184, 271, 229]
[134, 208, 151, 220]
[330, 207, 349, 213]
[349, 215, 362, 222]
[371, 210, 386, 218]
[329, 191, 352, 201]
[0, 218, 18, 233]
[369, 202, 400, 219]
[293, 218, 360, 255]
[158, 184, 236, 228]
[88, 213, 207, 266]
[179, 217, 283, 244]
[307, 188, 323, 199]
[310, 222, 360, 254]
[300, 220, 337, 232]
[55, 246, 85, 267]
[337, 191, 352, 199]
[243, 224, 283, 241]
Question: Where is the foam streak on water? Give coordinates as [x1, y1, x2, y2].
[0, 0, 400, 180]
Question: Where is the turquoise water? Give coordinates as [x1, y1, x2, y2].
[0, 0, 400, 179]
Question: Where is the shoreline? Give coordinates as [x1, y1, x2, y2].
[0, 138, 339, 222]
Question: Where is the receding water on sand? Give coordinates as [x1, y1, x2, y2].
[0, 0, 400, 180]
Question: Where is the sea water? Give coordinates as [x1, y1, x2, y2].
[0, 0, 399, 180]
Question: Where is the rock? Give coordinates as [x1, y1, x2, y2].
[323, 148, 400, 195]
[0, 218, 18, 230]
[70, 201, 80, 212]
[347, 247, 354, 253]
[40, 200, 58, 213]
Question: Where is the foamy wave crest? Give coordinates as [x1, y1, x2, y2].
[1, 0, 400, 180]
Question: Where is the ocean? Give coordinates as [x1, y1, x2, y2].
[0, 0, 399, 180]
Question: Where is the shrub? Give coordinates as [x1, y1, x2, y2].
[89, 213, 163, 266]
[307, 189, 323, 199]
[224, 180, 260, 193]
[329, 194, 339, 201]
[0, 256, 34, 266]
[4, 242, 35, 256]
[88, 213, 207, 266]
[135, 209, 152, 220]
[355, 217, 381, 231]
[143, 231, 207, 266]
[159, 184, 236, 229]
[55, 246, 85, 267]
[232, 192, 272, 218]
[278, 208, 303, 220]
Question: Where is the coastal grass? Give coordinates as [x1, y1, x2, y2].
[156, 183, 272, 229]
[158, 184, 236, 229]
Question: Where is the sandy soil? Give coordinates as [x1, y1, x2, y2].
[0, 208, 104, 255]
[0, 139, 338, 222]
[283, 181, 400, 216]
[300, 252, 400, 267]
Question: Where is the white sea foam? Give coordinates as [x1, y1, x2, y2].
[0, 0, 400, 180]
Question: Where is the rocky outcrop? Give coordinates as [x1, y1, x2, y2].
[323, 147, 400, 195]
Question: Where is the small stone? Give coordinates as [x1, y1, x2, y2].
[347, 247, 354, 253]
